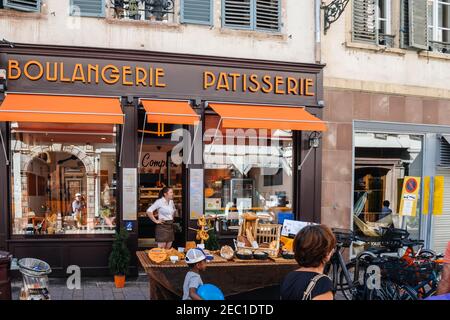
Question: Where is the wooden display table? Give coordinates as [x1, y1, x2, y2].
[137, 251, 298, 300]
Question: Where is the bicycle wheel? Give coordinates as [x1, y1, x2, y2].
[369, 280, 404, 300]
[397, 285, 418, 300]
[338, 261, 367, 300]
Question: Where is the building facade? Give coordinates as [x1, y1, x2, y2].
[0, 0, 325, 275]
[321, 0, 450, 254]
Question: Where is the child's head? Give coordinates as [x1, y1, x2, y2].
[186, 248, 207, 271]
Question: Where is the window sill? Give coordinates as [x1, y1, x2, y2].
[105, 17, 181, 30]
[418, 50, 450, 61]
[217, 27, 287, 41]
[345, 41, 406, 56]
[0, 9, 46, 19]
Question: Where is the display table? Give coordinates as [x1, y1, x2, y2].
[137, 251, 298, 300]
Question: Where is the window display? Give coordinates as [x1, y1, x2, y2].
[352, 132, 423, 240]
[10, 122, 118, 235]
[203, 114, 293, 225]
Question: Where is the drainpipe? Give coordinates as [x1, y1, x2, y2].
[315, 0, 322, 64]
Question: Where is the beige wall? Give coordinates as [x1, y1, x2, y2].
[321, 0, 450, 95]
[0, 0, 315, 63]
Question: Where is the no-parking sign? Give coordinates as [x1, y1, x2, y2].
[399, 176, 421, 216]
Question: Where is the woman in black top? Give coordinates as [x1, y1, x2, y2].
[281, 225, 336, 300]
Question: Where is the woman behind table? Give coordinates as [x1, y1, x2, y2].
[280, 225, 336, 300]
[146, 187, 177, 249]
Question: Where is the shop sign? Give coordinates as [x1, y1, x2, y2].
[399, 177, 421, 216]
[4, 55, 322, 106]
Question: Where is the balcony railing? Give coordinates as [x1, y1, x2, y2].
[429, 40, 450, 54]
[110, 0, 175, 22]
[378, 34, 395, 48]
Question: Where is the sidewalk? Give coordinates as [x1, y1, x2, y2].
[11, 275, 150, 300]
[11, 275, 346, 300]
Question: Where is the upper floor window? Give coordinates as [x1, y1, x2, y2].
[1, 0, 41, 12]
[222, 0, 281, 32]
[111, 0, 175, 22]
[428, 0, 450, 52]
[352, 0, 394, 47]
[70, 0, 105, 17]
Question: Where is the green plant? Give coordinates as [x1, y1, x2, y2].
[205, 226, 220, 251]
[108, 228, 130, 276]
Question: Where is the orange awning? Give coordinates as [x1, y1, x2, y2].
[208, 103, 327, 132]
[0, 93, 124, 124]
[141, 100, 199, 125]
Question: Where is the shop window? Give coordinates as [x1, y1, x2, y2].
[136, 112, 184, 245]
[203, 114, 293, 221]
[352, 132, 423, 242]
[10, 122, 118, 235]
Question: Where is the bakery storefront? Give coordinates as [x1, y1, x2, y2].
[0, 44, 325, 276]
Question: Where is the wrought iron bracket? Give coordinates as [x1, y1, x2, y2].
[322, 0, 351, 34]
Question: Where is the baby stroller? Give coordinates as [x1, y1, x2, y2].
[18, 258, 52, 300]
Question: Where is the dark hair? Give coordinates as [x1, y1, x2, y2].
[293, 225, 336, 268]
[158, 186, 172, 199]
[383, 200, 390, 207]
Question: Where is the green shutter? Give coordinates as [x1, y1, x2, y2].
[70, 0, 105, 17]
[409, 0, 428, 50]
[400, 0, 410, 48]
[181, 0, 213, 25]
[223, 0, 252, 29]
[3, 0, 40, 12]
[255, 0, 280, 32]
[352, 0, 378, 44]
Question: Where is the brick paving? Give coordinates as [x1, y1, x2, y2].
[11, 274, 346, 300]
[11, 274, 150, 300]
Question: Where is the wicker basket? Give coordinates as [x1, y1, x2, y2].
[237, 222, 281, 257]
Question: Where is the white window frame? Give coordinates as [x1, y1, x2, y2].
[428, 0, 450, 43]
[377, 0, 392, 36]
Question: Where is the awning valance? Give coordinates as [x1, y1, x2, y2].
[0, 93, 124, 124]
[208, 103, 327, 132]
[141, 100, 200, 125]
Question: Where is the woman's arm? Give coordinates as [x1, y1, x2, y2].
[312, 291, 334, 300]
[437, 264, 450, 295]
[189, 287, 203, 300]
[147, 201, 162, 224]
[147, 210, 162, 224]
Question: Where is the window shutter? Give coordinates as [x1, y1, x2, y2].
[400, 0, 410, 48]
[3, 0, 40, 12]
[223, 0, 252, 29]
[181, 0, 213, 25]
[352, 0, 378, 44]
[255, 0, 280, 31]
[70, 0, 105, 17]
[439, 137, 450, 167]
[409, 0, 428, 50]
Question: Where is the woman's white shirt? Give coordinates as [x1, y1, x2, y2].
[147, 198, 175, 221]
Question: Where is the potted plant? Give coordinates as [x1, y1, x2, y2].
[108, 227, 130, 288]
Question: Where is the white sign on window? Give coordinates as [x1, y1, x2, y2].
[122, 168, 137, 221]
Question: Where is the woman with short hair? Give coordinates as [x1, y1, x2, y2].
[280, 224, 336, 300]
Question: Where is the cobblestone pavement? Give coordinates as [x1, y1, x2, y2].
[11, 275, 150, 300]
[11, 274, 346, 300]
